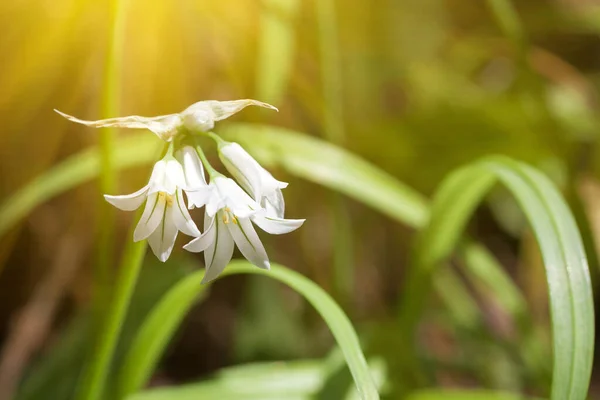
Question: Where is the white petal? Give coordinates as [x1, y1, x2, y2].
[104, 186, 148, 211]
[147, 160, 167, 194]
[227, 217, 270, 270]
[133, 193, 166, 241]
[257, 167, 288, 195]
[186, 186, 214, 209]
[176, 146, 208, 190]
[183, 213, 216, 253]
[171, 189, 201, 237]
[147, 211, 179, 262]
[252, 214, 305, 235]
[149, 159, 185, 194]
[219, 142, 263, 198]
[205, 187, 226, 216]
[202, 213, 234, 283]
[263, 188, 285, 218]
[214, 177, 260, 217]
[54, 109, 181, 141]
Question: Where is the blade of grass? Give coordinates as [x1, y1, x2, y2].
[121, 262, 379, 400]
[90, 7, 131, 386]
[95, 0, 129, 294]
[221, 124, 530, 340]
[1, 124, 530, 391]
[75, 228, 147, 400]
[117, 272, 209, 399]
[399, 156, 594, 399]
[0, 133, 161, 238]
[406, 389, 542, 400]
[314, 0, 354, 303]
[128, 360, 325, 400]
[255, 0, 300, 104]
[1, 124, 526, 368]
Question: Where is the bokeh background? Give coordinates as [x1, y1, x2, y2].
[2, 0, 600, 399]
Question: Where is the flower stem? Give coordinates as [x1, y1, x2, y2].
[94, 0, 129, 334]
[164, 141, 175, 157]
[75, 228, 147, 400]
[315, 0, 354, 305]
[194, 139, 220, 178]
[76, 140, 168, 400]
[205, 131, 227, 147]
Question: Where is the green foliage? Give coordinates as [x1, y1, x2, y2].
[124, 262, 379, 400]
[2, 127, 594, 400]
[401, 156, 593, 399]
[127, 360, 325, 400]
[117, 269, 209, 398]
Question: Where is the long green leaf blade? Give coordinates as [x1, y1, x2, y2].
[117, 271, 209, 398]
[0, 133, 160, 237]
[123, 262, 379, 400]
[401, 156, 594, 399]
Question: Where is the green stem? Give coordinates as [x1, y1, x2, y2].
[205, 131, 227, 146]
[315, 0, 353, 304]
[193, 139, 219, 178]
[75, 228, 147, 400]
[95, 0, 128, 330]
[164, 141, 175, 157]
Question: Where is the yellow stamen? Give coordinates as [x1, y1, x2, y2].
[158, 191, 174, 206]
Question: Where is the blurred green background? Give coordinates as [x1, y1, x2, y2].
[2, 0, 600, 399]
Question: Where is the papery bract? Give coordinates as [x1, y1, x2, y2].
[55, 99, 277, 141]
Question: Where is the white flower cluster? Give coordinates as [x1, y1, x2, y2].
[57, 100, 304, 282]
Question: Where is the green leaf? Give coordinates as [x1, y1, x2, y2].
[17, 255, 192, 400]
[255, 0, 300, 104]
[225, 262, 378, 399]
[221, 123, 526, 330]
[1, 124, 526, 391]
[2, 123, 526, 360]
[117, 269, 209, 399]
[75, 235, 148, 400]
[0, 133, 161, 237]
[406, 389, 541, 400]
[220, 123, 430, 228]
[1, 122, 525, 340]
[400, 156, 594, 400]
[128, 360, 325, 400]
[126, 262, 379, 400]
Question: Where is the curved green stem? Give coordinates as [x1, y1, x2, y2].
[94, 0, 129, 334]
[193, 139, 219, 178]
[75, 231, 147, 400]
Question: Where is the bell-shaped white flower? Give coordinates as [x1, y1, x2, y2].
[218, 142, 287, 217]
[175, 146, 213, 209]
[183, 176, 304, 283]
[54, 99, 277, 142]
[218, 141, 304, 235]
[105, 158, 200, 262]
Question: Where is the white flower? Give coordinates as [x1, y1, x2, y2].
[218, 142, 288, 218]
[105, 158, 200, 262]
[175, 146, 212, 208]
[54, 99, 278, 142]
[183, 176, 304, 283]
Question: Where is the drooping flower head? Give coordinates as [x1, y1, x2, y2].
[184, 174, 304, 283]
[57, 98, 304, 277]
[218, 141, 287, 218]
